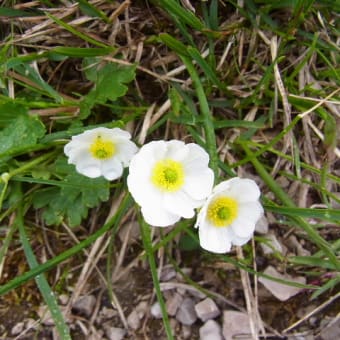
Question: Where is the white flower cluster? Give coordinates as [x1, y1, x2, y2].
[64, 127, 263, 253]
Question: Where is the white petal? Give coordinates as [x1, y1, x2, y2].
[164, 191, 196, 218]
[231, 234, 251, 246]
[76, 162, 101, 178]
[198, 223, 232, 253]
[101, 158, 123, 180]
[143, 140, 168, 161]
[70, 152, 99, 175]
[230, 216, 256, 238]
[211, 180, 233, 195]
[128, 178, 161, 207]
[166, 140, 187, 161]
[183, 143, 210, 170]
[239, 201, 264, 222]
[141, 204, 180, 227]
[66, 147, 91, 164]
[115, 140, 138, 166]
[111, 127, 132, 139]
[183, 168, 214, 200]
[228, 178, 261, 203]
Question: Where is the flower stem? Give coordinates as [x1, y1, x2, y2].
[180, 56, 219, 180]
[0, 151, 57, 211]
[140, 219, 174, 340]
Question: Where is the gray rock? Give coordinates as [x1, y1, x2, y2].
[72, 295, 96, 317]
[255, 215, 269, 234]
[58, 294, 69, 305]
[195, 298, 220, 322]
[161, 265, 177, 281]
[320, 317, 340, 340]
[127, 309, 140, 330]
[222, 311, 252, 340]
[182, 325, 192, 339]
[176, 298, 197, 326]
[104, 326, 126, 340]
[199, 319, 223, 340]
[11, 322, 24, 335]
[150, 302, 163, 319]
[166, 292, 183, 316]
[135, 301, 148, 319]
[260, 232, 283, 255]
[258, 266, 306, 301]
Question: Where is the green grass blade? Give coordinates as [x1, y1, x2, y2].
[154, 0, 204, 30]
[186, 46, 226, 91]
[49, 46, 115, 58]
[77, 0, 110, 22]
[289, 256, 338, 270]
[16, 204, 71, 339]
[265, 205, 340, 223]
[46, 13, 109, 48]
[140, 218, 174, 340]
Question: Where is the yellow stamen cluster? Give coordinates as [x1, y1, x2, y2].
[207, 196, 238, 227]
[151, 159, 184, 192]
[90, 135, 115, 160]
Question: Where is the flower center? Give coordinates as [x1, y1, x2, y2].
[151, 159, 184, 192]
[90, 135, 115, 160]
[207, 196, 238, 227]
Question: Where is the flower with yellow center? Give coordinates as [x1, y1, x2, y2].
[64, 127, 138, 180]
[195, 177, 263, 253]
[127, 140, 214, 227]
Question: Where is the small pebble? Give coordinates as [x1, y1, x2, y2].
[104, 325, 126, 340]
[259, 266, 306, 301]
[58, 294, 69, 305]
[260, 232, 283, 255]
[166, 292, 183, 316]
[161, 265, 177, 281]
[176, 298, 197, 326]
[195, 298, 220, 322]
[199, 319, 223, 340]
[182, 325, 192, 339]
[150, 302, 163, 319]
[320, 317, 340, 340]
[127, 309, 140, 330]
[72, 295, 96, 317]
[11, 322, 24, 335]
[135, 301, 148, 319]
[255, 215, 269, 234]
[222, 311, 252, 340]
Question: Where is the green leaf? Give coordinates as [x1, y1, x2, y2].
[0, 114, 45, 156]
[33, 158, 110, 227]
[80, 62, 136, 119]
[0, 101, 27, 127]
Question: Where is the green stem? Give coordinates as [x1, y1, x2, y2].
[180, 56, 219, 180]
[140, 219, 174, 340]
[0, 151, 57, 211]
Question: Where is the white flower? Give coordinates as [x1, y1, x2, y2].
[195, 177, 263, 253]
[64, 127, 138, 180]
[127, 140, 214, 227]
